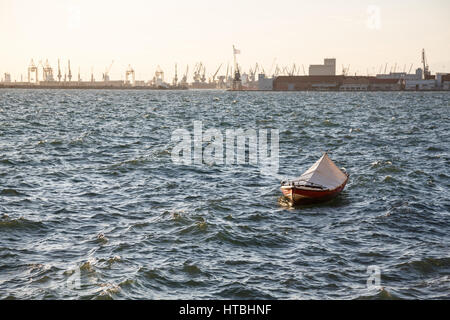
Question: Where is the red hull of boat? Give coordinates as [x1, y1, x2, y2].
[281, 176, 348, 204]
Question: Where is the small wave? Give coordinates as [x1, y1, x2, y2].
[37, 139, 63, 146]
[397, 257, 450, 275]
[96, 283, 121, 298]
[0, 159, 15, 165]
[322, 119, 338, 126]
[207, 228, 287, 248]
[371, 160, 393, 168]
[182, 262, 203, 275]
[426, 146, 443, 152]
[216, 283, 274, 299]
[109, 157, 149, 169]
[178, 219, 209, 235]
[79, 260, 97, 273]
[0, 215, 44, 231]
[224, 260, 251, 266]
[0, 188, 26, 197]
[356, 287, 400, 300]
[80, 191, 101, 198]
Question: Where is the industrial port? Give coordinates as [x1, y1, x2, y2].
[1, 48, 449, 91]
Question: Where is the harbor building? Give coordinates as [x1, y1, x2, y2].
[257, 74, 274, 90]
[340, 77, 370, 91]
[441, 74, 450, 90]
[376, 68, 423, 80]
[404, 79, 436, 91]
[272, 76, 402, 91]
[309, 58, 336, 76]
[370, 78, 402, 91]
[273, 75, 342, 91]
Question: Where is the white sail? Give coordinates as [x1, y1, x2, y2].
[293, 153, 347, 189]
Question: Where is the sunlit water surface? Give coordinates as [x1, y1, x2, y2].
[0, 89, 449, 299]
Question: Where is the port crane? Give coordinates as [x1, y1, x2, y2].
[153, 65, 164, 84]
[28, 59, 38, 83]
[57, 59, 62, 82]
[422, 48, 431, 79]
[273, 65, 281, 77]
[40, 59, 54, 81]
[342, 65, 347, 76]
[103, 60, 114, 82]
[68, 60, 72, 82]
[201, 65, 206, 83]
[287, 64, 297, 76]
[211, 63, 222, 83]
[408, 63, 413, 74]
[125, 65, 135, 85]
[259, 65, 265, 75]
[180, 65, 188, 86]
[341, 64, 350, 76]
[173, 64, 178, 86]
[200, 64, 206, 82]
[249, 63, 259, 82]
[269, 58, 276, 77]
[193, 63, 202, 82]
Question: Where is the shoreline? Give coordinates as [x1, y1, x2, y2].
[1, 85, 449, 92]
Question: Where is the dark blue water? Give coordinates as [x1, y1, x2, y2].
[0, 89, 449, 299]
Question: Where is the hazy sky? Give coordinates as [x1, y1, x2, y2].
[1, 0, 449, 81]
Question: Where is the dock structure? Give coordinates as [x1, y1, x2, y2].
[1, 48, 449, 91]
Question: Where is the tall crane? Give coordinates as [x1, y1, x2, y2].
[273, 65, 281, 77]
[192, 63, 201, 82]
[103, 60, 114, 82]
[269, 58, 276, 77]
[342, 65, 348, 76]
[180, 65, 188, 85]
[408, 63, 413, 74]
[422, 48, 431, 79]
[57, 59, 62, 82]
[67, 60, 72, 82]
[173, 63, 178, 86]
[125, 65, 135, 85]
[42, 59, 54, 81]
[290, 63, 297, 76]
[258, 64, 265, 75]
[91, 67, 94, 82]
[28, 59, 38, 83]
[211, 63, 222, 83]
[200, 65, 206, 83]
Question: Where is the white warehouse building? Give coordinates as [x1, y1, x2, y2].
[404, 79, 437, 91]
[309, 58, 336, 76]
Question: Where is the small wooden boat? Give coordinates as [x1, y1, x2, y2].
[280, 153, 349, 205]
